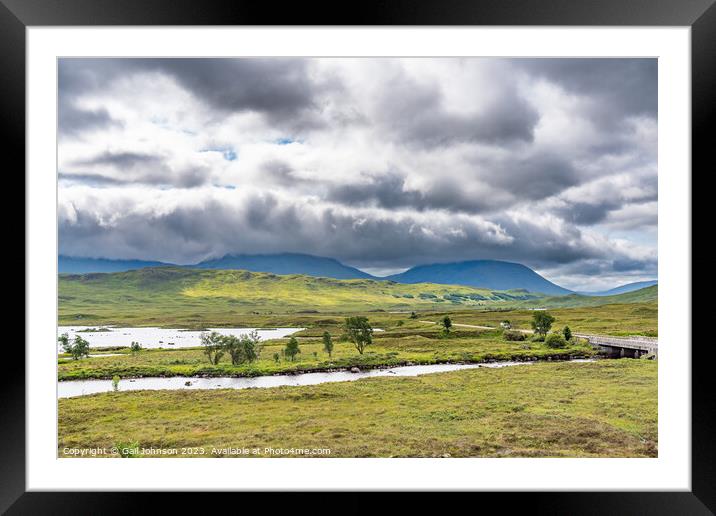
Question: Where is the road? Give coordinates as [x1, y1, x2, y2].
[418, 320, 495, 330]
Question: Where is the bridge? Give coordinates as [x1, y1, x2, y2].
[575, 334, 658, 359]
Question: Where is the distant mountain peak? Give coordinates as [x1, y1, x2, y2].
[194, 253, 373, 280]
[386, 259, 572, 295]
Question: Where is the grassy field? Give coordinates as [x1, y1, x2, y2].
[415, 303, 658, 337]
[58, 359, 657, 458]
[58, 325, 596, 380]
[58, 267, 657, 326]
[58, 299, 657, 380]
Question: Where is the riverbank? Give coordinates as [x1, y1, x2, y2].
[58, 359, 657, 458]
[57, 328, 597, 380]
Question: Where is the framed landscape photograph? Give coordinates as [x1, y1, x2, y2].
[8, 0, 714, 512]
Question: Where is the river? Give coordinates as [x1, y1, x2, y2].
[57, 326, 305, 351]
[58, 361, 555, 398]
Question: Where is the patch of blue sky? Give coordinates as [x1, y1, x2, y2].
[275, 137, 301, 145]
[199, 147, 237, 161]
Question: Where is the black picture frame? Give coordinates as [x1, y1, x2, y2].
[5, 0, 712, 512]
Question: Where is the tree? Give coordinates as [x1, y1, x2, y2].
[285, 336, 301, 361]
[222, 335, 243, 365]
[441, 315, 453, 334]
[344, 316, 374, 355]
[322, 331, 334, 358]
[563, 326, 572, 341]
[112, 375, 121, 392]
[201, 331, 225, 365]
[130, 341, 142, 355]
[409, 311, 418, 319]
[58, 333, 70, 353]
[531, 312, 555, 338]
[60, 334, 90, 360]
[218, 331, 261, 366]
[240, 330, 262, 364]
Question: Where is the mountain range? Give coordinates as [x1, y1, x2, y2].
[59, 267, 658, 322]
[58, 253, 656, 296]
[58, 256, 171, 274]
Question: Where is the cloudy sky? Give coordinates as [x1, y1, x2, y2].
[58, 58, 657, 291]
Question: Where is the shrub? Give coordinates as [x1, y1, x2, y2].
[409, 312, 418, 319]
[545, 333, 567, 348]
[112, 375, 120, 392]
[273, 352, 280, 363]
[531, 334, 545, 342]
[130, 341, 142, 354]
[285, 336, 301, 361]
[563, 326, 572, 341]
[114, 441, 140, 458]
[441, 316, 453, 334]
[503, 330, 526, 341]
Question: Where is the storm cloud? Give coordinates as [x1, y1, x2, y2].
[58, 58, 657, 290]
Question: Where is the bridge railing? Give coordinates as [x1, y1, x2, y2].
[574, 333, 658, 353]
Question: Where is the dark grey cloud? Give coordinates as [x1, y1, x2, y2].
[475, 152, 580, 201]
[375, 69, 539, 148]
[65, 150, 211, 188]
[516, 58, 657, 125]
[59, 190, 653, 277]
[59, 58, 333, 134]
[58, 59, 124, 137]
[73, 151, 163, 169]
[153, 59, 323, 125]
[552, 171, 658, 226]
[326, 172, 504, 214]
[542, 257, 657, 283]
[555, 201, 618, 226]
[59, 102, 122, 137]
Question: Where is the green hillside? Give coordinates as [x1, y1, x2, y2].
[58, 267, 657, 326]
[518, 285, 658, 308]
